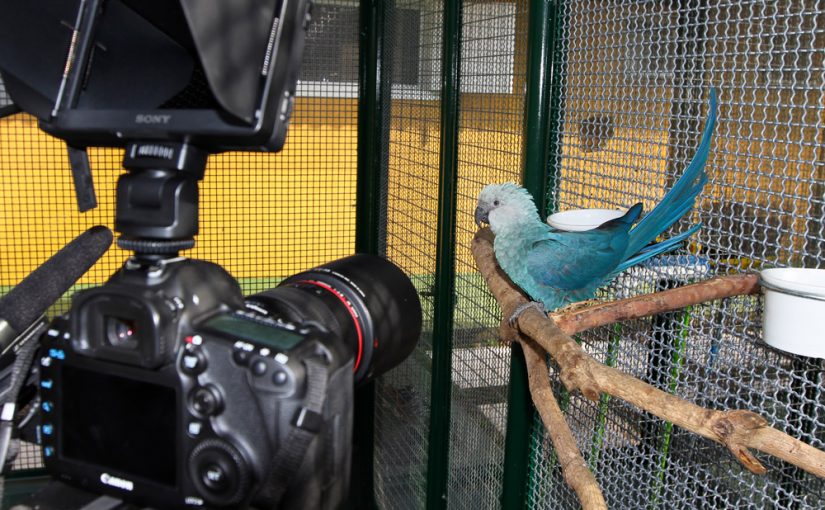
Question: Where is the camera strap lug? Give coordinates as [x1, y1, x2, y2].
[258, 356, 328, 505]
[293, 407, 323, 434]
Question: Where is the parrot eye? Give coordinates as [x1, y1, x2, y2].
[493, 200, 500, 206]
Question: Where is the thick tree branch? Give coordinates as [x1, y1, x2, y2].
[471, 227, 825, 503]
[521, 334, 608, 510]
[549, 273, 761, 335]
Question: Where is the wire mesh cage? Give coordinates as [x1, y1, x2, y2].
[374, 1, 528, 508]
[377, 0, 825, 508]
[529, 0, 825, 508]
[1, 0, 824, 508]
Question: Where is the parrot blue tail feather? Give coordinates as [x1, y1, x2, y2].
[623, 89, 717, 259]
[634, 224, 697, 255]
[613, 223, 702, 274]
[658, 188, 706, 232]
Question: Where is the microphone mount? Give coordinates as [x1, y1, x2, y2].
[115, 142, 208, 262]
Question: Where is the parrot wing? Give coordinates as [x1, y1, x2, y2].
[526, 205, 641, 290]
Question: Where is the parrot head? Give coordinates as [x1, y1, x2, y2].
[475, 182, 540, 234]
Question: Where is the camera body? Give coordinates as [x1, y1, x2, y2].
[37, 256, 379, 509]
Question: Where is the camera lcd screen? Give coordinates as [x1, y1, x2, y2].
[205, 313, 303, 351]
[60, 365, 177, 487]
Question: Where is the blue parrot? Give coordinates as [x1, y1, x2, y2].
[475, 89, 717, 314]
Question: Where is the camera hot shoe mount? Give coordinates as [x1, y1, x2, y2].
[115, 141, 208, 259]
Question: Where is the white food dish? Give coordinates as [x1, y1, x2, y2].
[546, 208, 626, 232]
[760, 267, 825, 359]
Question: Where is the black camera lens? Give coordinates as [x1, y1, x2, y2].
[249, 255, 422, 385]
[105, 316, 139, 350]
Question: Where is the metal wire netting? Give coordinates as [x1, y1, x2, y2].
[530, 0, 825, 508]
[374, 1, 527, 508]
[375, 1, 442, 506]
[448, 1, 526, 508]
[3, 1, 824, 508]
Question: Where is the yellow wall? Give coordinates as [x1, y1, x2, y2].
[2, 84, 822, 286]
[0, 99, 360, 286]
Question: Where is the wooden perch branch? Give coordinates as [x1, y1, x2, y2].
[471, 227, 825, 509]
[521, 334, 607, 510]
[549, 272, 761, 335]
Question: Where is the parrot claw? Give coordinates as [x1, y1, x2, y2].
[508, 301, 546, 327]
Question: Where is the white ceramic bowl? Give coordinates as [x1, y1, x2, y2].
[760, 268, 825, 359]
[546, 208, 625, 232]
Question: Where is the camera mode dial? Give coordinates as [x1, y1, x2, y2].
[189, 439, 250, 507]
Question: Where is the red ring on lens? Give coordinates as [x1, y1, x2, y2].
[295, 280, 363, 372]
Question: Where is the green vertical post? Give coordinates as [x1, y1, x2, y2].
[588, 324, 622, 471]
[543, 0, 567, 216]
[500, 0, 560, 508]
[354, 0, 388, 508]
[520, 0, 555, 203]
[500, 344, 532, 509]
[357, 0, 386, 256]
[425, 0, 462, 507]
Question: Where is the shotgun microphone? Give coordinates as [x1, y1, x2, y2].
[0, 226, 113, 352]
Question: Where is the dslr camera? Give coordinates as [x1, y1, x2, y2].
[39, 251, 420, 509]
[0, 0, 422, 508]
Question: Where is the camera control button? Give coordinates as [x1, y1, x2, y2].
[250, 359, 268, 377]
[272, 369, 289, 386]
[187, 421, 204, 437]
[232, 349, 251, 366]
[190, 385, 223, 416]
[181, 350, 207, 376]
[202, 462, 229, 491]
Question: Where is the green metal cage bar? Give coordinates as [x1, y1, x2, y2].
[354, 0, 389, 507]
[543, 0, 567, 216]
[499, 0, 561, 506]
[519, 0, 574, 505]
[425, 0, 463, 507]
[357, 0, 388, 258]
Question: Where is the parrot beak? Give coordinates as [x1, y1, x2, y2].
[474, 206, 488, 228]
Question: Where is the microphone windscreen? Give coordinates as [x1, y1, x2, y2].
[0, 225, 113, 332]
